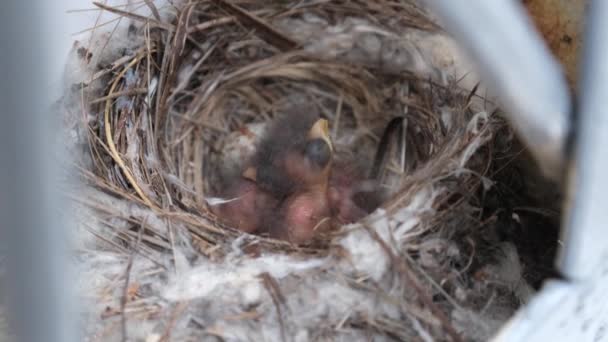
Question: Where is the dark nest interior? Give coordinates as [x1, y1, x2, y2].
[64, 1, 563, 341]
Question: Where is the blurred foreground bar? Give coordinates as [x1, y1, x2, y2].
[559, 0, 608, 280]
[0, 2, 78, 342]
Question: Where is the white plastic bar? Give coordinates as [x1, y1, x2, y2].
[0, 1, 78, 341]
[559, 0, 608, 280]
[424, 0, 571, 180]
[492, 272, 608, 341]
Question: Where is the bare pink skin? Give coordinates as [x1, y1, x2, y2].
[278, 189, 332, 244]
[328, 185, 368, 224]
[213, 179, 277, 233]
[215, 153, 375, 243]
[275, 162, 372, 243]
[283, 152, 329, 188]
[327, 164, 370, 224]
[215, 167, 373, 243]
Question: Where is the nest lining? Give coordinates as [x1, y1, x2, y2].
[60, 1, 562, 341]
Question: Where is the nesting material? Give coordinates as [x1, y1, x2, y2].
[57, 1, 562, 341]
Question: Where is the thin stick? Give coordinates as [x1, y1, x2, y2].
[363, 224, 463, 342]
[104, 56, 155, 207]
[93, 2, 173, 31]
[211, 0, 298, 51]
[90, 88, 148, 104]
[121, 218, 145, 342]
[143, 0, 161, 21]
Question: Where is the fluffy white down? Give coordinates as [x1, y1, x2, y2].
[338, 187, 439, 282]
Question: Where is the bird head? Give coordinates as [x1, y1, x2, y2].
[243, 116, 334, 195]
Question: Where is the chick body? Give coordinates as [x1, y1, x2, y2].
[214, 106, 381, 244]
[214, 178, 277, 233]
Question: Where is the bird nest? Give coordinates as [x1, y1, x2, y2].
[61, 1, 561, 341]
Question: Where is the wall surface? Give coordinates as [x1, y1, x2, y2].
[523, 0, 587, 87]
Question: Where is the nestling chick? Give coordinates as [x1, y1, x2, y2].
[265, 118, 334, 243]
[237, 110, 333, 243]
[247, 108, 332, 198]
[213, 106, 395, 244]
[328, 161, 375, 224]
[212, 178, 277, 233]
[212, 108, 334, 243]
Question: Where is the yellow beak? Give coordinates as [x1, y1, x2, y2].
[242, 166, 257, 181]
[308, 118, 333, 152]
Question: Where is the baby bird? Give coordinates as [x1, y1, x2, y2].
[266, 118, 334, 243]
[247, 108, 332, 198]
[212, 177, 277, 233]
[213, 106, 391, 244]
[212, 108, 334, 243]
[328, 161, 375, 224]
[240, 109, 333, 243]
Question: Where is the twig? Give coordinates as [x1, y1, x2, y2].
[260, 273, 287, 342]
[211, 0, 298, 51]
[93, 2, 174, 31]
[187, 16, 235, 34]
[159, 302, 188, 342]
[104, 56, 156, 208]
[121, 217, 146, 342]
[143, 0, 161, 21]
[363, 224, 463, 342]
[90, 87, 148, 104]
